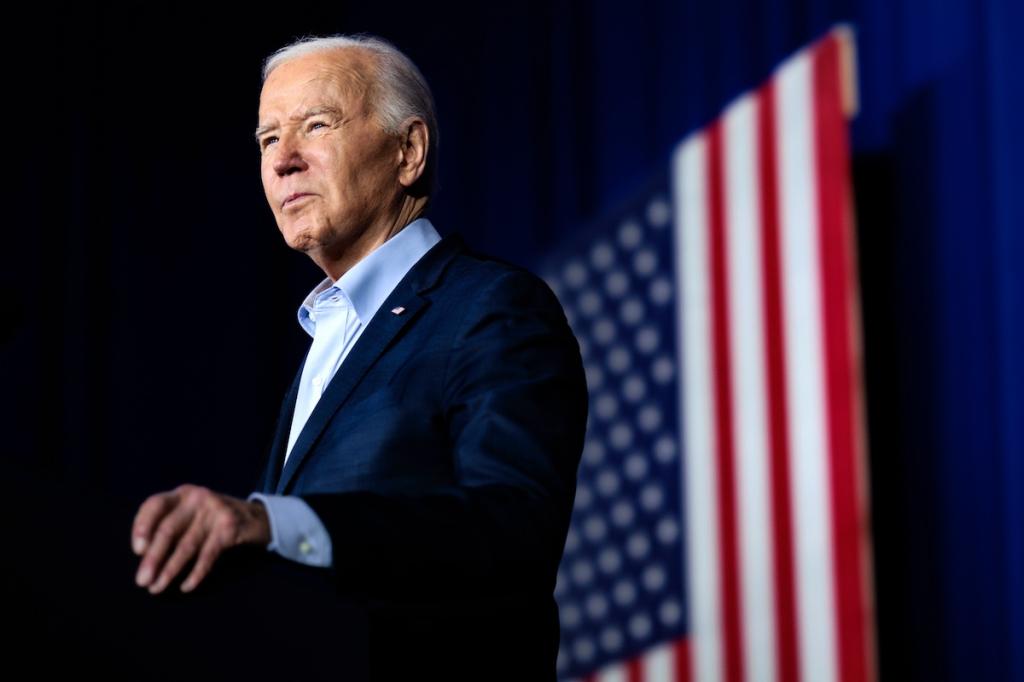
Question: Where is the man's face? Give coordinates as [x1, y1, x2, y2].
[257, 49, 402, 260]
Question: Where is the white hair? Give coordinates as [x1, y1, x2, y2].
[261, 34, 439, 198]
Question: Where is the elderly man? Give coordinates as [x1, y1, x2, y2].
[129, 34, 586, 678]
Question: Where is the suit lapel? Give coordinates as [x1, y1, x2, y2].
[260, 356, 305, 493]
[274, 233, 465, 495]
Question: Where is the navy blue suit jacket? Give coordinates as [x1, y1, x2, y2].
[255, 232, 587, 679]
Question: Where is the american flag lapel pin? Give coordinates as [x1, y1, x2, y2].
[391, 306, 406, 315]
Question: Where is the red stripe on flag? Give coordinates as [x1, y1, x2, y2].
[675, 638, 692, 682]
[812, 34, 869, 682]
[707, 122, 745, 682]
[756, 79, 802, 682]
[627, 657, 643, 682]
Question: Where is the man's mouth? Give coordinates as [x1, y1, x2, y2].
[283, 193, 313, 208]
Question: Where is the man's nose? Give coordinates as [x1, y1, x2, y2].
[271, 134, 308, 176]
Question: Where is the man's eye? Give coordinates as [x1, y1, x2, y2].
[308, 121, 327, 131]
[262, 136, 278, 148]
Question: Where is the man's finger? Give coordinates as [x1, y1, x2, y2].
[180, 525, 226, 593]
[136, 501, 192, 588]
[130, 491, 179, 555]
[148, 514, 208, 594]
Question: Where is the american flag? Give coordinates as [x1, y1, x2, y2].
[543, 27, 874, 682]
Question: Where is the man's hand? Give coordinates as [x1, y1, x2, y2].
[131, 484, 271, 594]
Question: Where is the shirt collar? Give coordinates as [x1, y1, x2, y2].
[296, 217, 442, 336]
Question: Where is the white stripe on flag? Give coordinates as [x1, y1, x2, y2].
[642, 641, 676, 682]
[775, 49, 840, 682]
[673, 132, 723, 682]
[723, 92, 778, 682]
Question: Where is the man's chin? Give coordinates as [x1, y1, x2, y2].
[287, 239, 316, 254]
[280, 226, 319, 253]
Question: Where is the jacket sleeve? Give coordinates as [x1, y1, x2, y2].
[297, 268, 588, 601]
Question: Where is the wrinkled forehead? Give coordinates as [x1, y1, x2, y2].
[258, 48, 377, 118]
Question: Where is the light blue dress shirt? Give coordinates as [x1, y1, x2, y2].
[248, 218, 442, 567]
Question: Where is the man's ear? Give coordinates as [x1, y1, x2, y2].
[397, 117, 428, 189]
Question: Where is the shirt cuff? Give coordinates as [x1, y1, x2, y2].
[247, 492, 334, 568]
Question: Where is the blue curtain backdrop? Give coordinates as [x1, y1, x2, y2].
[2, 1, 1020, 679]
